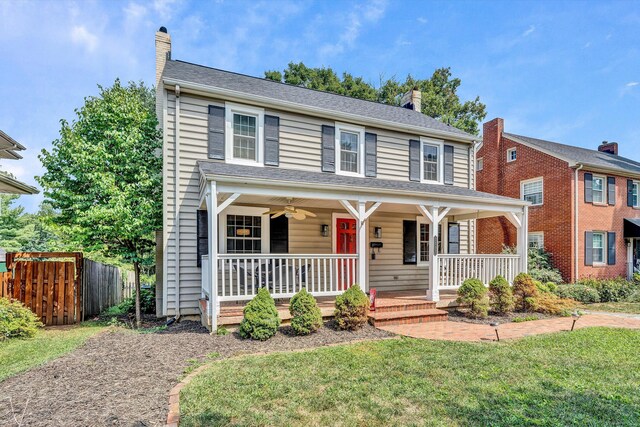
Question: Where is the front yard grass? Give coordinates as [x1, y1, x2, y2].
[0, 322, 105, 382]
[580, 302, 640, 314]
[181, 328, 640, 426]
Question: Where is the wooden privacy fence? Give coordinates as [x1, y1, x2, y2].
[2, 252, 83, 326]
[82, 259, 124, 318]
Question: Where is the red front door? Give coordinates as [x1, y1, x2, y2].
[336, 218, 357, 289]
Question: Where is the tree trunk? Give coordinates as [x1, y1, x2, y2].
[134, 261, 141, 328]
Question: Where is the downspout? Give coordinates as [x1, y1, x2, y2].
[574, 163, 583, 282]
[174, 84, 181, 320]
[469, 142, 476, 253]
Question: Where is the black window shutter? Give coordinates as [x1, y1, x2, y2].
[448, 223, 460, 254]
[403, 220, 417, 264]
[364, 132, 377, 177]
[584, 231, 593, 266]
[607, 177, 615, 205]
[264, 115, 280, 166]
[607, 232, 616, 265]
[628, 179, 635, 207]
[321, 125, 335, 173]
[409, 139, 420, 182]
[207, 105, 225, 160]
[196, 210, 209, 268]
[584, 173, 593, 203]
[444, 144, 454, 185]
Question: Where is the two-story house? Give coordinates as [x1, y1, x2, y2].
[477, 117, 640, 283]
[154, 28, 529, 329]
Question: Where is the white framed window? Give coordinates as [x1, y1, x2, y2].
[633, 182, 639, 207]
[521, 177, 543, 206]
[528, 232, 544, 250]
[219, 206, 270, 254]
[421, 137, 444, 184]
[592, 232, 605, 264]
[225, 103, 265, 166]
[592, 175, 605, 204]
[416, 216, 445, 265]
[507, 147, 517, 162]
[476, 157, 484, 171]
[335, 123, 365, 176]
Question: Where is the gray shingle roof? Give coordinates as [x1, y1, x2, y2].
[504, 132, 640, 175]
[163, 60, 473, 139]
[198, 161, 525, 205]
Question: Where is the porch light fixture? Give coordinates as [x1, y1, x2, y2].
[490, 322, 500, 341]
[571, 310, 581, 331]
[374, 226, 382, 239]
[321, 224, 329, 237]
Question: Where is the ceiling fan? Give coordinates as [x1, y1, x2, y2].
[266, 199, 317, 220]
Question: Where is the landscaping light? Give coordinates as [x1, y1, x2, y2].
[490, 322, 500, 342]
[571, 310, 581, 331]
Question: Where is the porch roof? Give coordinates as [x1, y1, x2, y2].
[198, 161, 527, 207]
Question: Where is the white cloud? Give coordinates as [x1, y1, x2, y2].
[626, 82, 639, 87]
[124, 2, 147, 22]
[417, 17, 428, 25]
[522, 25, 535, 37]
[583, 41, 591, 48]
[153, 0, 179, 21]
[70, 25, 99, 52]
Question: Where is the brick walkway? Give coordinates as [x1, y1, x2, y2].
[379, 313, 640, 342]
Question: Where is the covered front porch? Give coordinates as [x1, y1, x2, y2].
[198, 162, 529, 329]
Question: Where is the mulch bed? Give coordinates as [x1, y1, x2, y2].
[447, 309, 555, 325]
[0, 319, 393, 427]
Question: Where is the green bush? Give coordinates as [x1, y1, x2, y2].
[512, 273, 539, 312]
[528, 248, 564, 283]
[488, 275, 514, 315]
[534, 292, 577, 315]
[457, 278, 489, 318]
[627, 289, 640, 303]
[545, 282, 558, 293]
[289, 289, 323, 335]
[239, 288, 281, 340]
[0, 298, 43, 341]
[334, 284, 369, 330]
[108, 286, 156, 316]
[576, 277, 636, 302]
[555, 284, 601, 303]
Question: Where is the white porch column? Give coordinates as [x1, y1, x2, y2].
[428, 206, 440, 302]
[357, 201, 367, 292]
[207, 181, 219, 331]
[515, 206, 529, 274]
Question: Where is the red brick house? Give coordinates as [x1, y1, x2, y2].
[477, 117, 640, 283]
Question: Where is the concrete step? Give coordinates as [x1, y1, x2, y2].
[368, 308, 448, 327]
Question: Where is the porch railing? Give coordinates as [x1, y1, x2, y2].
[212, 254, 358, 301]
[437, 254, 521, 289]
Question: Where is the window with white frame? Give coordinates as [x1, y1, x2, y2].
[592, 176, 605, 203]
[335, 123, 364, 176]
[220, 207, 270, 254]
[507, 148, 517, 162]
[476, 157, 484, 171]
[528, 232, 544, 250]
[632, 182, 639, 207]
[225, 104, 264, 165]
[420, 138, 443, 183]
[592, 232, 605, 264]
[522, 178, 543, 206]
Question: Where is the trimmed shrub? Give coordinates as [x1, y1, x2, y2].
[528, 248, 563, 284]
[545, 282, 558, 293]
[576, 277, 636, 302]
[534, 293, 577, 316]
[555, 284, 600, 303]
[488, 275, 514, 315]
[627, 289, 640, 303]
[512, 273, 539, 312]
[0, 298, 43, 341]
[334, 284, 369, 330]
[457, 278, 489, 318]
[239, 288, 281, 340]
[289, 289, 323, 335]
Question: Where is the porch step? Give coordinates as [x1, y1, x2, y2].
[368, 308, 449, 327]
[375, 301, 436, 313]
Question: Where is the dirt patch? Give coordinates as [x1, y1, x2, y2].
[447, 309, 555, 325]
[0, 320, 393, 427]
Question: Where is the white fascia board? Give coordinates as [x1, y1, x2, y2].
[163, 78, 477, 144]
[572, 162, 640, 180]
[207, 174, 528, 212]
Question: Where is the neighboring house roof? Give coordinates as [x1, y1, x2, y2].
[0, 172, 39, 195]
[0, 130, 25, 159]
[503, 132, 640, 175]
[162, 60, 475, 142]
[198, 161, 526, 206]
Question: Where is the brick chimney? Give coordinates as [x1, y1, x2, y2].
[598, 141, 618, 155]
[155, 26, 171, 120]
[401, 87, 422, 112]
[478, 118, 505, 195]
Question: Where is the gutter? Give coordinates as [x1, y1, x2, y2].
[162, 78, 477, 144]
[574, 163, 583, 281]
[174, 85, 181, 319]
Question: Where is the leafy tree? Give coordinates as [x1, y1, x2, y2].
[37, 80, 162, 327]
[265, 62, 486, 135]
[0, 194, 30, 252]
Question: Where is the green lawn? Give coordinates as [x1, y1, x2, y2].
[0, 323, 104, 382]
[181, 328, 640, 427]
[580, 302, 640, 314]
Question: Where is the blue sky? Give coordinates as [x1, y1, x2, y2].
[1, 0, 639, 213]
